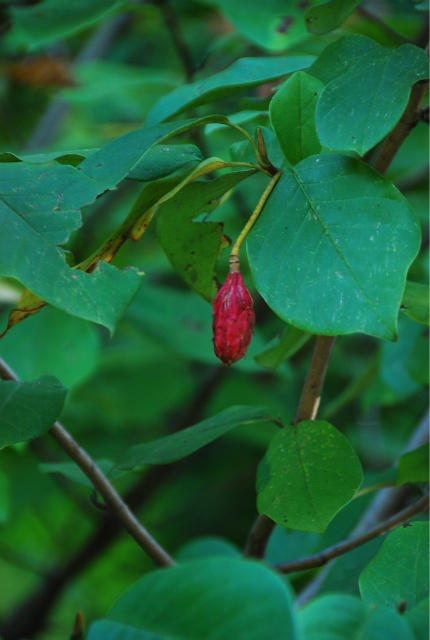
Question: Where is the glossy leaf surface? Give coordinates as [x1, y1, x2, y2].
[315, 43, 429, 155]
[270, 71, 324, 166]
[109, 557, 299, 640]
[247, 155, 421, 340]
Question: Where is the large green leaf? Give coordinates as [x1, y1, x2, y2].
[315, 43, 429, 155]
[0, 376, 67, 449]
[305, 0, 362, 35]
[156, 171, 253, 301]
[108, 557, 299, 640]
[145, 56, 315, 125]
[397, 445, 429, 488]
[308, 34, 379, 85]
[247, 155, 421, 340]
[300, 594, 414, 640]
[0, 162, 104, 245]
[116, 406, 281, 470]
[270, 71, 324, 165]
[256, 420, 363, 534]
[8, 0, 124, 50]
[359, 521, 429, 612]
[0, 200, 143, 333]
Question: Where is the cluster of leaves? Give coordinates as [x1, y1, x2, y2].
[0, 0, 428, 639]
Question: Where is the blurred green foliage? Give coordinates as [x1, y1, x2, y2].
[0, 1, 428, 639]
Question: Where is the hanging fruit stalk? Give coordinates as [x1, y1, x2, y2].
[212, 171, 282, 365]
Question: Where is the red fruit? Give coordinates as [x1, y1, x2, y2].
[212, 272, 255, 365]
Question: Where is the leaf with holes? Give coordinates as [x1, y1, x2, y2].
[256, 420, 363, 534]
[247, 154, 421, 340]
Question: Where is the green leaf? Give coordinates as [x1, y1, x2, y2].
[8, 0, 124, 50]
[359, 521, 429, 612]
[300, 593, 414, 640]
[256, 420, 363, 534]
[156, 171, 254, 301]
[401, 281, 429, 325]
[405, 598, 429, 640]
[0, 162, 104, 245]
[128, 144, 203, 182]
[315, 43, 429, 155]
[0, 200, 143, 333]
[308, 34, 379, 85]
[380, 316, 422, 399]
[206, 0, 318, 52]
[270, 71, 324, 165]
[87, 619, 156, 640]
[0, 376, 67, 449]
[305, 0, 362, 35]
[116, 406, 280, 469]
[254, 325, 311, 370]
[146, 56, 315, 125]
[108, 557, 299, 640]
[78, 115, 240, 187]
[247, 155, 421, 340]
[0, 306, 100, 389]
[176, 537, 241, 562]
[397, 445, 429, 488]
[0, 150, 93, 166]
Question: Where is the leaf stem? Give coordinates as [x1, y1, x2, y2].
[230, 171, 282, 263]
[0, 358, 176, 569]
[275, 494, 429, 574]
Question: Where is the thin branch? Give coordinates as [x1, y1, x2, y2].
[372, 77, 429, 175]
[296, 407, 429, 606]
[275, 494, 429, 574]
[0, 358, 175, 569]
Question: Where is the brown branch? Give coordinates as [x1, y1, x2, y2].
[0, 358, 175, 569]
[294, 336, 336, 424]
[0, 364, 225, 640]
[275, 494, 429, 574]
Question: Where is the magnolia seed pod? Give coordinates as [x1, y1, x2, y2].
[212, 271, 255, 365]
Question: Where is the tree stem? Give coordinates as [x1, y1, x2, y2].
[0, 358, 176, 569]
[294, 336, 336, 424]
